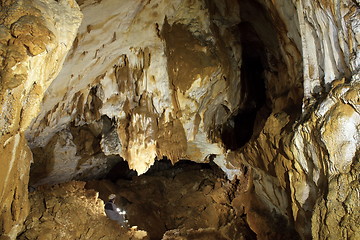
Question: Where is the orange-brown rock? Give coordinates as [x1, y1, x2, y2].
[0, 0, 82, 238]
[0, 0, 359, 240]
[18, 181, 149, 240]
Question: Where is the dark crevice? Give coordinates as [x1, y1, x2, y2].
[105, 158, 226, 182]
[105, 159, 137, 181]
[220, 22, 270, 151]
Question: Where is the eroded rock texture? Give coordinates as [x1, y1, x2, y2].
[25, 0, 245, 181]
[0, 0, 82, 238]
[230, 1, 360, 239]
[0, 0, 359, 239]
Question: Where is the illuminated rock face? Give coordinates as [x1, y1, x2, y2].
[0, 0, 82, 238]
[25, 0, 245, 179]
[0, 0, 359, 239]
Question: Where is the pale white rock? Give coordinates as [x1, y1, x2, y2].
[253, 169, 290, 217]
[212, 154, 241, 180]
[27, 0, 243, 175]
[297, 0, 359, 101]
[101, 129, 122, 156]
[21, 0, 83, 131]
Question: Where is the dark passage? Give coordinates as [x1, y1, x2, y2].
[221, 22, 268, 151]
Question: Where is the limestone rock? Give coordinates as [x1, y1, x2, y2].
[297, 0, 360, 101]
[0, 0, 82, 238]
[30, 125, 119, 186]
[230, 83, 360, 239]
[230, 82, 360, 239]
[0, 134, 32, 240]
[0, 0, 359, 240]
[292, 82, 360, 239]
[222, 1, 360, 239]
[26, 0, 244, 177]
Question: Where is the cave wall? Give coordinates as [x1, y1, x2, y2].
[231, 0, 360, 239]
[0, 0, 359, 239]
[0, 0, 82, 238]
[26, 0, 245, 181]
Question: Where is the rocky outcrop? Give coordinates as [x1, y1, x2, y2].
[232, 81, 360, 240]
[227, 1, 360, 239]
[298, 82, 360, 240]
[0, 0, 82, 238]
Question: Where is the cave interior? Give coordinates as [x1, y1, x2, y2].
[23, 0, 303, 239]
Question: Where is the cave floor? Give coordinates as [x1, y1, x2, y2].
[86, 161, 257, 240]
[19, 161, 259, 240]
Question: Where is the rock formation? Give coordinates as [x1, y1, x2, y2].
[0, 0, 359, 239]
[0, 0, 82, 238]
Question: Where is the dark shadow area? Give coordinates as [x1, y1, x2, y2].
[144, 158, 225, 178]
[87, 158, 256, 240]
[220, 109, 257, 151]
[106, 159, 137, 181]
[106, 157, 226, 181]
[87, 158, 300, 240]
[221, 22, 269, 151]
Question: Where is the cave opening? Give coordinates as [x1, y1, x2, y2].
[220, 21, 270, 151]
